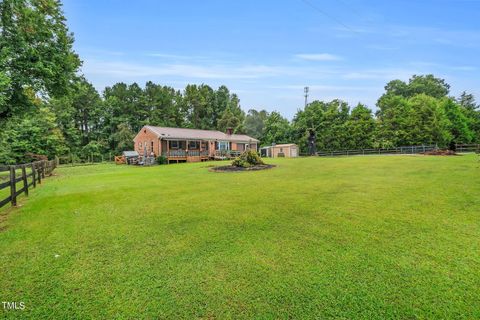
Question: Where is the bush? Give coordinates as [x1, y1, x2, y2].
[156, 155, 168, 165]
[81, 141, 105, 162]
[232, 150, 265, 168]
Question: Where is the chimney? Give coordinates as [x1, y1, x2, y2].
[226, 127, 233, 135]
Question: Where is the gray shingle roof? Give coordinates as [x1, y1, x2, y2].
[122, 151, 139, 157]
[143, 126, 259, 142]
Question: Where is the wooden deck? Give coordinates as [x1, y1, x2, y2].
[163, 150, 242, 163]
[163, 150, 209, 163]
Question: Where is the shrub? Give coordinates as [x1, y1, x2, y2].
[232, 150, 265, 168]
[156, 155, 168, 165]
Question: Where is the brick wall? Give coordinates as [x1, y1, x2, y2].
[134, 128, 160, 156]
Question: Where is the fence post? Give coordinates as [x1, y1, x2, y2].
[22, 165, 28, 196]
[10, 166, 16, 206]
[41, 161, 45, 179]
[37, 163, 42, 184]
[31, 163, 36, 188]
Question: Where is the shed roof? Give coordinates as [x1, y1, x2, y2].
[139, 126, 259, 142]
[123, 151, 139, 157]
[261, 144, 297, 149]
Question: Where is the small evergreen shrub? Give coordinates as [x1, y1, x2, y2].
[232, 150, 265, 168]
[156, 155, 168, 165]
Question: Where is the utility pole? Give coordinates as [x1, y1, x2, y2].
[304, 86, 309, 107]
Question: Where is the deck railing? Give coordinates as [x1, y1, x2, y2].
[163, 150, 210, 158]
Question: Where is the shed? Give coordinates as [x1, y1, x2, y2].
[260, 144, 298, 158]
[122, 151, 139, 165]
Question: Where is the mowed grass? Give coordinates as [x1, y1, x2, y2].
[0, 155, 479, 319]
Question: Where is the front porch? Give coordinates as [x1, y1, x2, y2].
[161, 139, 248, 163]
[162, 150, 210, 163]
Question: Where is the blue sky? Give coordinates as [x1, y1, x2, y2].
[63, 0, 480, 119]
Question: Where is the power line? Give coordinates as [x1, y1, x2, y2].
[298, 0, 357, 33]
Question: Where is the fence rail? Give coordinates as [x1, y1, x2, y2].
[0, 160, 56, 209]
[455, 144, 480, 153]
[313, 144, 480, 157]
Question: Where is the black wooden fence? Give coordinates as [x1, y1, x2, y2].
[313, 144, 480, 157]
[0, 160, 56, 209]
[316, 145, 437, 157]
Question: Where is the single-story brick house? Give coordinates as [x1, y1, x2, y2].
[133, 126, 259, 163]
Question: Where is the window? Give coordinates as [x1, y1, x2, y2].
[218, 141, 229, 150]
[188, 141, 199, 149]
[151, 141, 154, 152]
[138, 142, 142, 148]
[280, 148, 283, 152]
[170, 140, 179, 149]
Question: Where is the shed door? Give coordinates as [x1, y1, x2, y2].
[291, 148, 297, 157]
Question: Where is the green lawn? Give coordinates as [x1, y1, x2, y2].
[1, 155, 479, 319]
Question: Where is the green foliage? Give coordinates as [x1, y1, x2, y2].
[379, 74, 450, 105]
[0, 106, 68, 164]
[441, 98, 474, 144]
[408, 75, 450, 98]
[375, 76, 479, 148]
[457, 91, 480, 143]
[156, 155, 168, 165]
[376, 94, 453, 147]
[183, 84, 215, 129]
[50, 77, 104, 154]
[244, 109, 268, 140]
[0, 0, 81, 118]
[292, 100, 351, 152]
[345, 104, 376, 149]
[217, 94, 246, 133]
[0, 70, 11, 112]
[112, 123, 135, 154]
[144, 81, 185, 128]
[81, 141, 105, 162]
[231, 149, 265, 167]
[407, 94, 452, 147]
[263, 111, 292, 145]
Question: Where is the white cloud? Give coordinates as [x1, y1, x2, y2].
[295, 53, 342, 61]
[342, 68, 420, 81]
[82, 60, 291, 80]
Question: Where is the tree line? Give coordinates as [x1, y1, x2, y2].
[1, 0, 479, 164]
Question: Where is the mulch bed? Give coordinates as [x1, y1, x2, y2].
[210, 164, 276, 172]
[422, 149, 459, 156]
